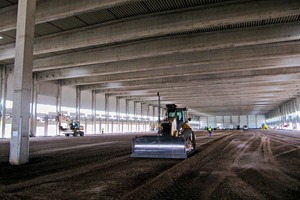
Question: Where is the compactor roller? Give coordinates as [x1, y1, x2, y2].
[131, 104, 196, 159]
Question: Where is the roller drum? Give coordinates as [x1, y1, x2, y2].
[131, 136, 187, 159]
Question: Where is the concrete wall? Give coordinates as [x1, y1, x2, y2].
[199, 115, 265, 129]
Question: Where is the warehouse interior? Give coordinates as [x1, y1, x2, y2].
[0, 0, 300, 199]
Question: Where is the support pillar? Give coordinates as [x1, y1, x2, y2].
[30, 73, 38, 137]
[126, 99, 129, 132]
[158, 93, 161, 123]
[134, 101, 137, 132]
[141, 103, 145, 131]
[0, 66, 8, 138]
[44, 114, 48, 136]
[116, 97, 120, 133]
[10, 0, 36, 165]
[56, 81, 62, 135]
[99, 118, 102, 134]
[152, 106, 156, 121]
[105, 94, 109, 133]
[92, 90, 96, 134]
[85, 118, 88, 133]
[147, 104, 150, 131]
[152, 106, 156, 131]
[75, 86, 81, 122]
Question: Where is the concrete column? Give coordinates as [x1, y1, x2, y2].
[255, 115, 258, 129]
[134, 101, 137, 132]
[99, 118, 102, 134]
[10, 0, 36, 165]
[158, 94, 161, 123]
[75, 85, 81, 122]
[105, 93, 109, 133]
[56, 81, 62, 135]
[44, 114, 48, 136]
[141, 103, 144, 131]
[116, 97, 120, 133]
[206, 116, 209, 128]
[126, 99, 129, 132]
[246, 115, 249, 127]
[92, 90, 96, 134]
[30, 73, 38, 137]
[152, 106, 156, 131]
[85, 118, 88, 133]
[0, 66, 8, 138]
[147, 104, 150, 131]
[222, 116, 224, 128]
[152, 106, 156, 121]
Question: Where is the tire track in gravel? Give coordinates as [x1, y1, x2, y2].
[122, 132, 237, 200]
[3, 154, 132, 193]
[234, 132, 300, 200]
[189, 131, 260, 200]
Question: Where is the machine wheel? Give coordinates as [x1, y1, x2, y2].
[65, 134, 70, 137]
[186, 131, 196, 152]
[79, 131, 84, 137]
[190, 131, 196, 149]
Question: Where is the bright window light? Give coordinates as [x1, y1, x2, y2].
[0, 36, 3, 39]
[6, 100, 13, 109]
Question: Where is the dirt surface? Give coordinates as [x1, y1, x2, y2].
[0, 130, 299, 200]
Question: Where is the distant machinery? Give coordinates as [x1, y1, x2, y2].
[57, 113, 84, 137]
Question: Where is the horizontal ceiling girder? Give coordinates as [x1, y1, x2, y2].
[18, 22, 300, 70]
[0, 0, 142, 33]
[78, 66, 300, 92]
[37, 48, 300, 81]
[2, 0, 300, 60]
[62, 63, 300, 87]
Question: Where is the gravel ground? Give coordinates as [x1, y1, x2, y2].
[0, 130, 299, 200]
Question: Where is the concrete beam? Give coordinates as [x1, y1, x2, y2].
[93, 82, 299, 96]
[0, 0, 143, 33]
[2, 0, 300, 59]
[62, 58, 300, 86]
[20, 22, 300, 70]
[113, 86, 296, 99]
[37, 43, 300, 81]
[79, 66, 300, 92]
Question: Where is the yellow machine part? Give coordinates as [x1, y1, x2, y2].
[261, 123, 269, 130]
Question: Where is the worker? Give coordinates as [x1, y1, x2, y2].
[207, 126, 213, 137]
[261, 123, 269, 130]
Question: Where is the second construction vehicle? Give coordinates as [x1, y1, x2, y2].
[131, 104, 196, 159]
[57, 113, 84, 137]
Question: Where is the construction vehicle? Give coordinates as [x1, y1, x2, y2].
[57, 113, 84, 137]
[131, 104, 196, 159]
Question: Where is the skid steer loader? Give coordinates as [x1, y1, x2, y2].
[131, 104, 196, 159]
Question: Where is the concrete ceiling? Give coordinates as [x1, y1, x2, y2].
[0, 0, 300, 116]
